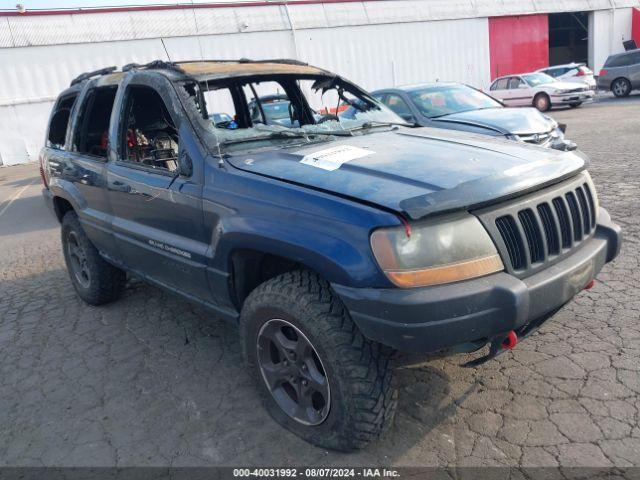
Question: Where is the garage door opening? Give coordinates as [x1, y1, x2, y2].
[549, 12, 589, 65]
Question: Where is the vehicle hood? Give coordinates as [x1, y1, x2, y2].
[226, 127, 586, 220]
[433, 107, 556, 135]
[542, 81, 587, 91]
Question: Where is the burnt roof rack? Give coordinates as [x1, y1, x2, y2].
[178, 58, 309, 66]
[70, 66, 117, 86]
[121, 59, 186, 74]
[69, 58, 311, 87]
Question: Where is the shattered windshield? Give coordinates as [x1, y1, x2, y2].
[181, 74, 407, 151]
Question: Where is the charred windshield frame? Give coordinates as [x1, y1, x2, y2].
[175, 73, 408, 152]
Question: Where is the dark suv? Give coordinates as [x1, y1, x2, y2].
[598, 49, 640, 97]
[41, 60, 621, 451]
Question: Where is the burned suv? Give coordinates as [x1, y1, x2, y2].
[41, 60, 621, 451]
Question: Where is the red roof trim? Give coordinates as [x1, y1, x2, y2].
[0, 0, 383, 17]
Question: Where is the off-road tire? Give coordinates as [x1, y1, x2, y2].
[61, 211, 126, 305]
[611, 77, 631, 98]
[240, 270, 397, 451]
[533, 92, 551, 112]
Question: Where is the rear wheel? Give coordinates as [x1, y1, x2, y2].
[240, 270, 397, 451]
[533, 93, 551, 112]
[611, 78, 631, 98]
[61, 211, 126, 305]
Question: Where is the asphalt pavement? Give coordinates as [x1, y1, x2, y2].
[0, 96, 639, 467]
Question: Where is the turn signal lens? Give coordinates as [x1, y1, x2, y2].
[371, 212, 504, 288]
[384, 254, 504, 288]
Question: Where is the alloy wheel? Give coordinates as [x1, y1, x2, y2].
[612, 79, 629, 97]
[67, 230, 91, 288]
[257, 318, 331, 425]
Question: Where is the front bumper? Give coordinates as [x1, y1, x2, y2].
[551, 90, 595, 104]
[332, 209, 621, 354]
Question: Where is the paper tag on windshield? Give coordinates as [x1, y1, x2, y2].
[300, 145, 374, 171]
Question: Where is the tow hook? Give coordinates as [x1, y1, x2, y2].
[501, 330, 518, 350]
[462, 330, 518, 368]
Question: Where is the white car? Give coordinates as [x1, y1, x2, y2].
[488, 72, 595, 111]
[536, 63, 597, 91]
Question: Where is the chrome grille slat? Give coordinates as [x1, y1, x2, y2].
[565, 191, 583, 241]
[583, 183, 597, 229]
[552, 196, 573, 249]
[518, 209, 544, 264]
[537, 203, 560, 256]
[496, 216, 526, 270]
[575, 186, 591, 234]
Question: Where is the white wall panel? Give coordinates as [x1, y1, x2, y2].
[3, 1, 639, 48]
[0, 38, 168, 103]
[589, 7, 633, 73]
[2, 0, 639, 164]
[0, 102, 51, 166]
[295, 18, 491, 92]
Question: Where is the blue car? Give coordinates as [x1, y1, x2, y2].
[41, 60, 620, 451]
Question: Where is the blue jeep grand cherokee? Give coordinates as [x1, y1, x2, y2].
[41, 60, 621, 451]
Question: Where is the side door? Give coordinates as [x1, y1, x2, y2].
[506, 76, 532, 106]
[46, 82, 117, 256]
[65, 81, 119, 255]
[489, 77, 510, 104]
[105, 72, 213, 303]
[627, 51, 640, 88]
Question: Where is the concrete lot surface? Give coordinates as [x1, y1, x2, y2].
[0, 97, 639, 467]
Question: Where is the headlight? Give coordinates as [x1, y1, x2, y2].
[556, 89, 571, 94]
[370, 212, 504, 288]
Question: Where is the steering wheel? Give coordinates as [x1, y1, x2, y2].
[316, 113, 340, 124]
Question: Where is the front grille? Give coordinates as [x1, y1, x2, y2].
[519, 131, 552, 145]
[474, 173, 598, 277]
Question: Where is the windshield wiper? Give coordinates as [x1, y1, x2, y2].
[348, 121, 404, 132]
[221, 130, 309, 146]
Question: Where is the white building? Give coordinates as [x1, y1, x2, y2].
[1, 0, 639, 165]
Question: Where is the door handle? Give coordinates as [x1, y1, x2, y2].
[111, 181, 131, 193]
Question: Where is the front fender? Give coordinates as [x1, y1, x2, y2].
[214, 215, 388, 287]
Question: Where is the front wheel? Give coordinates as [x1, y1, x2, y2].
[533, 93, 551, 112]
[61, 211, 126, 305]
[611, 78, 631, 98]
[240, 271, 397, 451]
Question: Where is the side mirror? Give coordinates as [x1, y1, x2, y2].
[178, 152, 193, 177]
[400, 113, 416, 123]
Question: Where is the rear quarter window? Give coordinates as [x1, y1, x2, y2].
[47, 94, 78, 149]
[605, 54, 632, 68]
